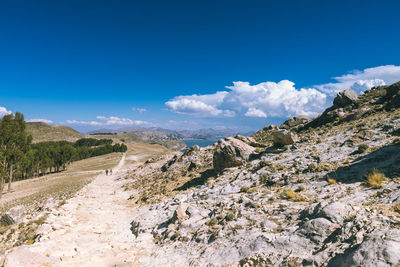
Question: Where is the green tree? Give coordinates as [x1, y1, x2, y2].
[0, 113, 32, 196]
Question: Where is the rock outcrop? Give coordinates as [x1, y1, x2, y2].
[333, 89, 358, 107]
[282, 115, 310, 128]
[385, 81, 400, 109]
[271, 129, 298, 146]
[213, 137, 255, 172]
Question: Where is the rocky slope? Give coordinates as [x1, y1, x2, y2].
[125, 81, 400, 266]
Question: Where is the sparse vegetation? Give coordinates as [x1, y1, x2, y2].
[281, 188, 297, 200]
[366, 170, 385, 188]
[393, 203, 400, 214]
[356, 144, 369, 154]
[327, 177, 337, 184]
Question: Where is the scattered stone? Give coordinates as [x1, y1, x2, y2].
[7, 206, 25, 223]
[172, 203, 190, 222]
[130, 221, 140, 238]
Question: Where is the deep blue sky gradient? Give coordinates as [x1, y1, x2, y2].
[1, 0, 400, 131]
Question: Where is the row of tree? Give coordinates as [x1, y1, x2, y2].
[0, 113, 127, 198]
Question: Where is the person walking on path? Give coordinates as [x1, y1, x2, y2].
[105, 169, 109, 176]
[110, 169, 113, 175]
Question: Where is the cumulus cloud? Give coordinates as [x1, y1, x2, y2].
[165, 91, 233, 117]
[316, 65, 400, 95]
[0, 106, 12, 117]
[245, 108, 267, 118]
[66, 120, 102, 126]
[165, 65, 400, 120]
[166, 80, 327, 119]
[132, 107, 147, 113]
[27, 118, 54, 124]
[66, 116, 150, 126]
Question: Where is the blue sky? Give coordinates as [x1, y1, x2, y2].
[1, 0, 400, 132]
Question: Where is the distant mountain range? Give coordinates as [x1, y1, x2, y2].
[87, 127, 254, 141]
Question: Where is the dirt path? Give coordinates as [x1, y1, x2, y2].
[0, 152, 123, 211]
[3, 153, 154, 267]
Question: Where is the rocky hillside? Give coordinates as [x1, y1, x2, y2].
[26, 122, 83, 143]
[124, 81, 400, 266]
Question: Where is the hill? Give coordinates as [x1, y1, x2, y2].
[26, 122, 84, 143]
[123, 81, 400, 266]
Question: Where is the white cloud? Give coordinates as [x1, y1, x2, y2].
[67, 116, 150, 126]
[132, 107, 147, 113]
[66, 120, 102, 126]
[132, 120, 150, 125]
[27, 118, 53, 124]
[166, 80, 327, 119]
[316, 65, 400, 95]
[165, 65, 400, 120]
[0, 106, 12, 117]
[165, 91, 232, 117]
[245, 108, 267, 118]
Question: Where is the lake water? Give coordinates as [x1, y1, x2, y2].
[182, 139, 217, 148]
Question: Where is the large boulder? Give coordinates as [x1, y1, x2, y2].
[297, 217, 339, 243]
[313, 202, 353, 224]
[271, 129, 298, 146]
[213, 137, 255, 172]
[328, 229, 400, 267]
[333, 89, 358, 107]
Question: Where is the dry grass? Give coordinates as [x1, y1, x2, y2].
[366, 170, 385, 189]
[327, 177, 337, 184]
[1, 142, 171, 213]
[26, 122, 83, 143]
[0, 153, 122, 213]
[281, 188, 297, 199]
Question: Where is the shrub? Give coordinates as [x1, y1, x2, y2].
[393, 203, 400, 214]
[327, 177, 337, 184]
[225, 213, 235, 221]
[240, 186, 249, 193]
[356, 144, 369, 154]
[207, 217, 218, 226]
[366, 170, 385, 188]
[281, 188, 297, 199]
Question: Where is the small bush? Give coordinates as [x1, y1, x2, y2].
[207, 217, 218, 226]
[281, 188, 297, 199]
[225, 213, 235, 221]
[240, 186, 249, 193]
[366, 170, 385, 188]
[327, 177, 337, 184]
[295, 185, 305, 192]
[393, 203, 400, 214]
[356, 144, 369, 154]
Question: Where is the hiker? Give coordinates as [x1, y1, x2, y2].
[106, 169, 109, 176]
[110, 169, 113, 175]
